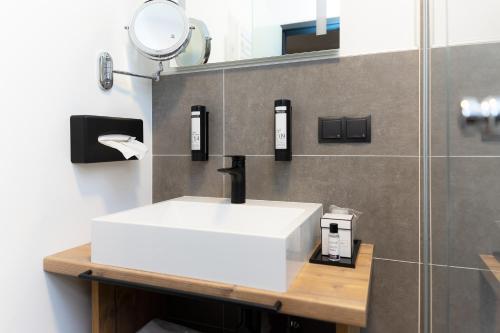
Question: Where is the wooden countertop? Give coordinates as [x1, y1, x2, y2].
[480, 254, 500, 283]
[44, 243, 374, 327]
[480, 254, 500, 298]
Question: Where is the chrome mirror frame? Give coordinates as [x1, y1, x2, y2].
[128, 0, 192, 62]
[175, 18, 212, 67]
[99, 0, 192, 90]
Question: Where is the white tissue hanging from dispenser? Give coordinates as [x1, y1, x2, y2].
[98, 134, 148, 160]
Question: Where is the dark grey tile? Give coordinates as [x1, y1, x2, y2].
[153, 156, 223, 203]
[115, 286, 164, 333]
[362, 259, 419, 333]
[224, 51, 419, 157]
[430, 265, 450, 333]
[161, 295, 224, 329]
[153, 71, 223, 155]
[431, 157, 500, 268]
[222, 304, 241, 332]
[225, 156, 419, 261]
[285, 316, 336, 333]
[431, 43, 500, 156]
[224, 307, 337, 332]
[430, 156, 450, 265]
[431, 265, 499, 333]
[430, 47, 448, 157]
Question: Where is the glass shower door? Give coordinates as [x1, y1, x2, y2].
[429, 1, 500, 332]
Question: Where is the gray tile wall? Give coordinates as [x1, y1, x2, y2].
[153, 51, 420, 333]
[429, 43, 500, 333]
[431, 44, 500, 267]
[431, 265, 499, 333]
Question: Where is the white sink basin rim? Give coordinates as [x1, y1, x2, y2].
[91, 196, 322, 292]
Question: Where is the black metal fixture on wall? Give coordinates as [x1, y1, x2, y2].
[70, 115, 143, 163]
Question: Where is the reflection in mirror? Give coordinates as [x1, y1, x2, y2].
[173, 0, 340, 67]
[282, 18, 340, 55]
[129, 0, 192, 61]
[175, 19, 211, 67]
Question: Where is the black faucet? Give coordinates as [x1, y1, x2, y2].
[218, 155, 246, 204]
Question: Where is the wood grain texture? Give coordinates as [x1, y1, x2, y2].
[44, 243, 374, 327]
[481, 254, 500, 283]
[479, 254, 500, 333]
[480, 253, 500, 313]
[92, 282, 116, 333]
[336, 324, 361, 333]
[91, 282, 164, 333]
[115, 286, 164, 333]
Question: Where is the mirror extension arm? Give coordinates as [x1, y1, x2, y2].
[99, 52, 163, 90]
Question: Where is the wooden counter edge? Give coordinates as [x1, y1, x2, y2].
[479, 254, 500, 296]
[43, 243, 374, 327]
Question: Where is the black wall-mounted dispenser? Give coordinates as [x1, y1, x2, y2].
[70, 115, 143, 163]
[274, 99, 292, 161]
[191, 105, 209, 161]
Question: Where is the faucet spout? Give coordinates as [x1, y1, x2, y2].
[217, 167, 241, 177]
[217, 156, 246, 204]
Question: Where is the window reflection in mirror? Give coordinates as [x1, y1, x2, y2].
[177, 0, 340, 66]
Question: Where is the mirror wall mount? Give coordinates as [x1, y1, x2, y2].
[98, 52, 164, 90]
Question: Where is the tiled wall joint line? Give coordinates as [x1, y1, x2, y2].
[153, 154, 420, 158]
[291, 154, 419, 158]
[433, 155, 500, 158]
[373, 257, 421, 265]
[222, 68, 226, 197]
[153, 154, 224, 157]
[373, 257, 500, 274]
[428, 262, 500, 273]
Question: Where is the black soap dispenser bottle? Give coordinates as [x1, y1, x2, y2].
[274, 99, 292, 161]
[191, 105, 209, 161]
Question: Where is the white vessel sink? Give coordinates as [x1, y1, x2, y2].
[91, 196, 322, 292]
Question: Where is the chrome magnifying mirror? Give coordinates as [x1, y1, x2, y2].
[175, 18, 211, 67]
[128, 0, 192, 61]
[99, 0, 192, 90]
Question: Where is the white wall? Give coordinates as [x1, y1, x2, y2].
[340, 0, 420, 56]
[432, 0, 500, 47]
[184, 0, 253, 63]
[185, 0, 230, 63]
[0, 1, 153, 332]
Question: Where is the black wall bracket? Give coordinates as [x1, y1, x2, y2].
[70, 115, 144, 163]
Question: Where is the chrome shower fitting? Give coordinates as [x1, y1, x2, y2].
[460, 97, 500, 141]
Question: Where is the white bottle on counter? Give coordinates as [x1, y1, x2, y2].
[328, 223, 340, 262]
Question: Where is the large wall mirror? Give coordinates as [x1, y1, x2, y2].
[173, 0, 340, 69]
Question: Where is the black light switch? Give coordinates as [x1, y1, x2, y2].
[318, 116, 371, 143]
[318, 118, 343, 142]
[346, 116, 371, 142]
